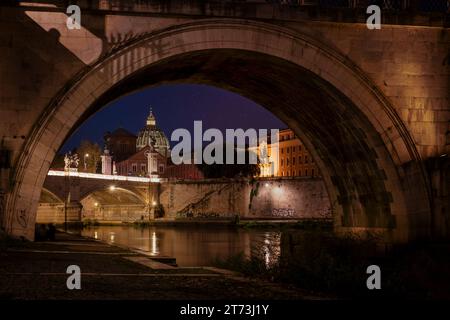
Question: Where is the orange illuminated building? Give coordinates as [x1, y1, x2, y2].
[277, 129, 320, 178]
[251, 128, 320, 178]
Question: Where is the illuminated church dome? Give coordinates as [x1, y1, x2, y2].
[136, 108, 170, 157]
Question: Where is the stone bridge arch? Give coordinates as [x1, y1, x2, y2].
[4, 19, 431, 242]
[42, 174, 151, 205]
[40, 177, 68, 204]
[35, 188, 65, 224]
[77, 183, 147, 204]
[80, 186, 148, 223]
[39, 188, 64, 204]
[79, 186, 147, 205]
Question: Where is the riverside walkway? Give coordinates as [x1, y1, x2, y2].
[0, 232, 316, 300]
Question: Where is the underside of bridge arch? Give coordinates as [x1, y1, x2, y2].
[36, 188, 64, 224]
[79, 49, 406, 236]
[81, 188, 146, 206]
[81, 188, 147, 223]
[39, 188, 63, 205]
[3, 20, 431, 242]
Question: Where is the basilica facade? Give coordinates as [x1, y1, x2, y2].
[101, 109, 170, 177]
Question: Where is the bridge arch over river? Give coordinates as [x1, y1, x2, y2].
[0, 1, 448, 242]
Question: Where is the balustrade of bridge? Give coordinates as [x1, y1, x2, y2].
[8, 0, 448, 13]
[4, 0, 447, 26]
[95, 0, 448, 12]
[271, 0, 448, 12]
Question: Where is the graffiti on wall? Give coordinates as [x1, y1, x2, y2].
[16, 209, 28, 228]
[176, 211, 222, 219]
[271, 208, 295, 218]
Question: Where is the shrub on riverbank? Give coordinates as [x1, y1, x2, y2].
[237, 219, 333, 230]
[213, 233, 450, 299]
[213, 233, 373, 296]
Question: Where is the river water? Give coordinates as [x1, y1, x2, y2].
[81, 225, 282, 267]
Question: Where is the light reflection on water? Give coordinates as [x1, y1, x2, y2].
[81, 225, 281, 267]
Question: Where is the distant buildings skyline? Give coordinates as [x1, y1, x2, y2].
[60, 84, 286, 153]
[61, 84, 321, 179]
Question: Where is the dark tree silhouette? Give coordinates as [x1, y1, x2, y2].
[197, 144, 260, 178]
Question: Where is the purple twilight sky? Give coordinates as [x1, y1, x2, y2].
[61, 84, 287, 153]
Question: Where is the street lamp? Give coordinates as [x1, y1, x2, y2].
[84, 153, 89, 171]
[63, 152, 78, 232]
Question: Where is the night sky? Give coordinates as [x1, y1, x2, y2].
[61, 84, 286, 153]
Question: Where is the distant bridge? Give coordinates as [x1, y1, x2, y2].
[38, 170, 160, 224]
[39, 170, 332, 224]
[43, 170, 159, 203]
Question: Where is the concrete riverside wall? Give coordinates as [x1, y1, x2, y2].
[159, 178, 331, 220]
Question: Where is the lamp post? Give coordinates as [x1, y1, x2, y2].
[64, 185, 71, 233]
[63, 152, 78, 232]
[84, 153, 89, 171]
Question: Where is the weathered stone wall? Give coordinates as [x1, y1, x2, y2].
[282, 21, 449, 161]
[39, 178, 330, 222]
[36, 202, 80, 224]
[83, 205, 148, 222]
[160, 178, 331, 220]
[427, 157, 450, 239]
[248, 179, 331, 219]
[160, 180, 249, 219]
[37, 196, 148, 224]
